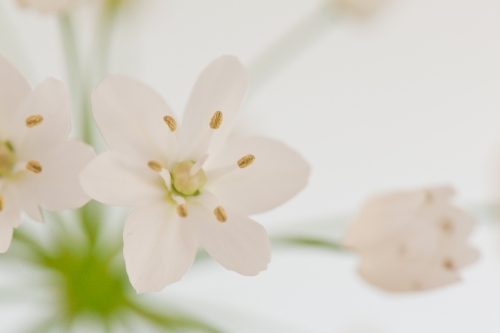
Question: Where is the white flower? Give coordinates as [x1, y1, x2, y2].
[80, 55, 311, 293]
[0, 55, 95, 253]
[344, 186, 479, 292]
[332, 0, 390, 16]
[15, 0, 82, 13]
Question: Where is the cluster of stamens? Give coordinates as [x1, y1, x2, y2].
[0, 114, 44, 212]
[148, 111, 255, 223]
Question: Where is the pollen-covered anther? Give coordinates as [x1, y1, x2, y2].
[148, 160, 163, 172]
[209, 111, 223, 129]
[237, 154, 255, 168]
[26, 160, 42, 174]
[163, 116, 177, 132]
[214, 206, 227, 222]
[177, 204, 188, 218]
[25, 115, 43, 128]
[0, 194, 3, 212]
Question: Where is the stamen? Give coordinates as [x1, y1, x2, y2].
[26, 160, 42, 174]
[190, 154, 209, 177]
[176, 204, 188, 217]
[25, 115, 43, 128]
[163, 116, 177, 131]
[237, 154, 255, 168]
[209, 111, 223, 129]
[0, 194, 3, 212]
[159, 169, 172, 190]
[443, 258, 455, 270]
[214, 206, 227, 222]
[441, 218, 453, 233]
[148, 160, 163, 172]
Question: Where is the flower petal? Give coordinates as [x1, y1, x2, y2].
[189, 203, 271, 275]
[10, 78, 71, 155]
[0, 55, 32, 138]
[16, 140, 94, 215]
[358, 255, 461, 292]
[344, 191, 426, 249]
[0, 182, 21, 253]
[80, 151, 165, 207]
[0, 220, 14, 254]
[177, 56, 248, 158]
[205, 137, 310, 215]
[92, 75, 177, 163]
[123, 201, 197, 293]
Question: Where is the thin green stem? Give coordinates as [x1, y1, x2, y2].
[272, 236, 347, 251]
[24, 315, 64, 333]
[247, 2, 340, 99]
[59, 14, 102, 245]
[125, 299, 222, 333]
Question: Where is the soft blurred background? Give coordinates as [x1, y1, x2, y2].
[1, 0, 500, 332]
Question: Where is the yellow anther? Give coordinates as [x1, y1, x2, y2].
[209, 111, 223, 129]
[176, 204, 188, 218]
[0, 194, 3, 212]
[163, 116, 177, 132]
[25, 115, 43, 128]
[237, 154, 255, 168]
[443, 258, 455, 270]
[26, 160, 42, 174]
[214, 206, 227, 222]
[148, 160, 162, 172]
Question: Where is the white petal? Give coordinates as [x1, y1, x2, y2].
[11, 78, 71, 155]
[427, 185, 455, 202]
[92, 75, 177, 162]
[205, 137, 310, 215]
[0, 220, 14, 254]
[0, 182, 21, 253]
[344, 190, 426, 249]
[448, 245, 479, 269]
[189, 203, 271, 275]
[358, 256, 460, 292]
[16, 140, 95, 213]
[177, 56, 248, 158]
[0, 55, 32, 138]
[123, 201, 197, 293]
[80, 151, 165, 207]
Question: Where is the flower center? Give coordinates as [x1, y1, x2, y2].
[0, 141, 15, 177]
[170, 161, 207, 196]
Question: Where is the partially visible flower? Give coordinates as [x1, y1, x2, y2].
[332, 0, 390, 17]
[80, 55, 311, 293]
[15, 0, 82, 13]
[0, 55, 95, 253]
[344, 186, 479, 292]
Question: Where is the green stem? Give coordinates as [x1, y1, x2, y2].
[125, 299, 222, 333]
[247, 2, 340, 99]
[58, 14, 93, 145]
[272, 236, 347, 251]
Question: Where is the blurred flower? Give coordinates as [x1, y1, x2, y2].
[332, 0, 390, 16]
[15, 0, 82, 13]
[81, 55, 311, 293]
[344, 186, 479, 292]
[0, 55, 94, 253]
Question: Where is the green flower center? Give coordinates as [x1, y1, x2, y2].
[170, 161, 207, 196]
[0, 141, 15, 177]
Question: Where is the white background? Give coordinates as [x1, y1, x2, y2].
[1, 0, 500, 332]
